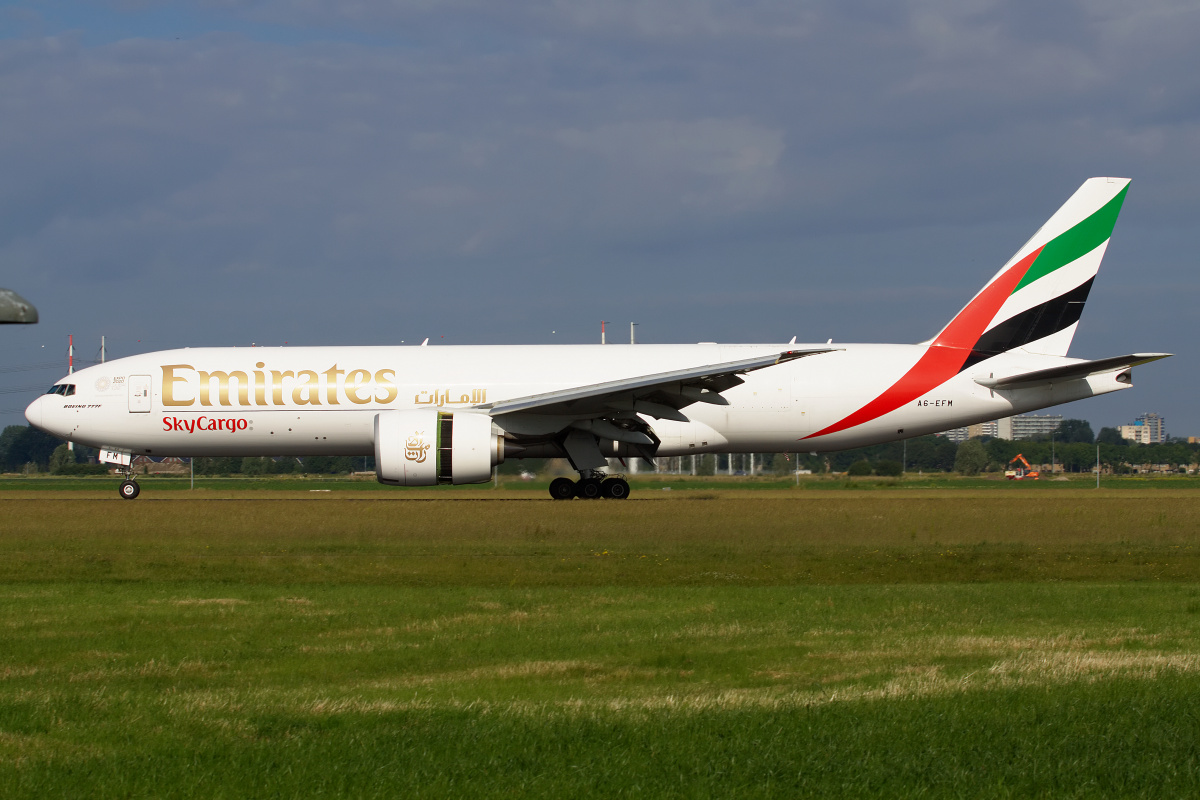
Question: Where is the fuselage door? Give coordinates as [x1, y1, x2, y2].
[128, 375, 152, 413]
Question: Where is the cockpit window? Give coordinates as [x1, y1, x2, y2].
[45, 384, 75, 396]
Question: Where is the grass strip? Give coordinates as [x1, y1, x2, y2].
[1, 494, 1198, 585]
[3, 581, 1200, 798]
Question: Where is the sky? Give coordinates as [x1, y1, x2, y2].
[1, 0, 1197, 435]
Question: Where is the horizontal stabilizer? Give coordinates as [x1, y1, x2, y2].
[974, 353, 1172, 391]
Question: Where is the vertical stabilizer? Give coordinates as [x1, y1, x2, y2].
[805, 178, 1130, 441]
[939, 177, 1130, 365]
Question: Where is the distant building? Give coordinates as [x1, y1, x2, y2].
[1009, 414, 1063, 440]
[129, 455, 191, 474]
[940, 427, 970, 443]
[967, 420, 1000, 439]
[1117, 413, 1166, 444]
[1138, 412, 1166, 443]
[940, 413, 1062, 442]
[1118, 424, 1149, 444]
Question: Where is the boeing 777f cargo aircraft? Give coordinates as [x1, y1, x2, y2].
[26, 178, 1169, 500]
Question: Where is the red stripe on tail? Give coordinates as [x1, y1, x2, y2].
[802, 246, 1043, 440]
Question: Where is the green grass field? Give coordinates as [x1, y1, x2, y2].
[3, 487, 1200, 797]
[4, 470, 1200, 494]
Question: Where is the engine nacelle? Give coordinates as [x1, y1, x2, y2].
[374, 410, 504, 486]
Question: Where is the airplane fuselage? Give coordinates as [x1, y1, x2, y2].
[26, 342, 1128, 460]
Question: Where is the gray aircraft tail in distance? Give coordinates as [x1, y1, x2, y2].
[0, 289, 37, 324]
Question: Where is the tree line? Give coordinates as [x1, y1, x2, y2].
[2, 420, 1196, 476]
[0, 425, 375, 475]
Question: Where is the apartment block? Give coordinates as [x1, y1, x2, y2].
[940, 414, 1063, 442]
[1116, 413, 1166, 444]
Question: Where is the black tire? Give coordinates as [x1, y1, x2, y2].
[549, 477, 576, 500]
[119, 480, 140, 500]
[601, 478, 630, 499]
[575, 478, 603, 499]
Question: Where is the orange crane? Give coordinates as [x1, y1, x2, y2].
[1004, 453, 1040, 480]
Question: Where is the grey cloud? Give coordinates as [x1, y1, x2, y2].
[196, 0, 822, 41]
[1, 0, 1198, 431]
[554, 119, 785, 211]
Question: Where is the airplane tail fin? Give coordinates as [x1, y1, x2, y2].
[930, 177, 1130, 368]
[804, 179, 1133, 441]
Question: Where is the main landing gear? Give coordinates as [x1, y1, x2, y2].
[548, 471, 630, 500]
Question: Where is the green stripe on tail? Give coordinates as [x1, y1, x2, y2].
[1013, 185, 1129, 293]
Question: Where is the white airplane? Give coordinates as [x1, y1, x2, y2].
[26, 177, 1169, 500]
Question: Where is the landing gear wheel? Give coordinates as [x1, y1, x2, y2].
[549, 477, 576, 500]
[575, 478, 603, 499]
[119, 480, 141, 500]
[601, 477, 630, 499]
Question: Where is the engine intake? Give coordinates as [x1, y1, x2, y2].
[374, 409, 503, 486]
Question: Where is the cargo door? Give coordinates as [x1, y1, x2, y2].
[733, 373, 793, 433]
[128, 375, 152, 413]
[792, 372, 827, 439]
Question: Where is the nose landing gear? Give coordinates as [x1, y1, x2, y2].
[547, 471, 630, 500]
[115, 463, 141, 500]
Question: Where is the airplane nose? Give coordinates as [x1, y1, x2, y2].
[24, 395, 43, 430]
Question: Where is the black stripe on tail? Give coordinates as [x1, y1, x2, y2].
[960, 278, 1093, 372]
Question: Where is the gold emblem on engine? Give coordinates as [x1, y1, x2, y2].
[404, 432, 430, 463]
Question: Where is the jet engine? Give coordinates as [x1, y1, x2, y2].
[374, 409, 504, 486]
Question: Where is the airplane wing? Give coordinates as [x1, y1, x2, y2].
[480, 347, 837, 420]
[974, 353, 1172, 391]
